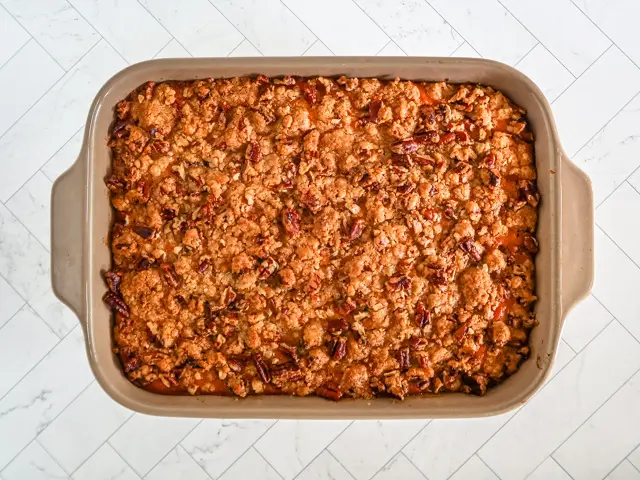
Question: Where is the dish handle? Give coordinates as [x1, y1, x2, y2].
[560, 154, 595, 317]
[51, 155, 86, 324]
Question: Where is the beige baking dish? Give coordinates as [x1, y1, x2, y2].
[51, 57, 593, 419]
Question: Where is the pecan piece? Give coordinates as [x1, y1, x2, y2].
[518, 180, 540, 207]
[415, 302, 430, 328]
[105, 175, 125, 193]
[103, 291, 129, 317]
[161, 208, 177, 220]
[391, 139, 418, 154]
[253, 353, 271, 383]
[112, 119, 133, 138]
[488, 169, 500, 187]
[327, 318, 349, 335]
[523, 234, 539, 254]
[302, 82, 318, 104]
[246, 141, 261, 162]
[396, 182, 415, 194]
[281, 208, 300, 237]
[334, 298, 356, 316]
[123, 356, 140, 373]
[223, 286, 237, 306]
[439, 132, 456, 144]
[198, 259, 211, 273]
[330, 337, 347, 360]
[388, 276, 411, 291]
[349, 218, 366, 241]
[410, 337, 428, 351]
[133, 225, 154, 239]
[104, 270, 123, 294]
[390, 153, 411, 167]
[369, 100, 382, 122]
[227, 358, 245, 372]
[258, 257, 279, 279]
[316, 384, 343, 401]
[160, 263, 179, 287]
[397, 348, 410, 371]
[459, 237, 482, 262]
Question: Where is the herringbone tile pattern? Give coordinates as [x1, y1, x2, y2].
[0, 0, 639, 479]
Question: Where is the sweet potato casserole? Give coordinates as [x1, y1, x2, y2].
[104, 75, 538, 400]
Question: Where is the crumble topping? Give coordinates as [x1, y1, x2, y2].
[104, 75, 538, 400]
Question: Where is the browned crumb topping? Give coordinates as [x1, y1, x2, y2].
[104, 75, 538, 400]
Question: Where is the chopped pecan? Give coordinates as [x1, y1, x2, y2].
[414, 131, 439, 144]
[105, 175, 125, 193]
[133, 225, 154, 239]
[410, 337, 428, 350]
[390, 152, 411, 167]
[246, 141, 261, 162]
[227, 358, 245, 372]
[316, 384, 342, 401]
[258, 257, 279, 279]
[104, 270, 123, 294]
[349, 218, 366, 241]
[256, 74, 269, 84]
[397, 348, 410, 371]
[223, 286, 237, 306]
[334, 298, 356, 316]
[112, 119, 133, 138]
[488, 169, 500, 187]
[137, 257, 151, 270]
[327, 318, 349, 335]
[391, 139, 418, 154]
[415, 302, 430, 328]
[396, 183, 415, 194]
[330, 337, 347, 360]
[369, 99, 382, 122]
[518, 180, 540, 206]
[123, 356, 140, 372]
[271, 363, 304, 382]
[444, 207, 457, 220]
[160, 263, 179, 287]
[103, 291, 129, 317]
[279, 343, 301, 364]
[301, 192, 322, 213]
[253, 353, 271, 383]
[523, 234, 539, 254]
[459, 237, 482, 262]
[198, 259, 211, 273]
[388, 276, 411, 291]
[281, 208, 300, 237]
[302, 82, 318, 104]
[161, 208, 177, 220]
[439, 132, 456, 144]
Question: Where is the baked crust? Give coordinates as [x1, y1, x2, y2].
[104, 76, 538, 400]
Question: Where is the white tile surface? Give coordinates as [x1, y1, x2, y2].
[501, 0, 610, 75]
[479, 320, 640, 479]
[373, 454, 425, 480]
[561, 295, 613, 352]
[426, 0, 536, 65]
[145, 446, 209, 480]
[0, 40, 63, 137]
[181, 419, 274, 479]
[450, 456, 498, 480]
[218, 447, 281, 480]
[296, 451, 352, 480]
[515, 43, 575, 102]
[554, 370, 640, 479]
[552, 46, 640, 157]
[404, 413, 513, 480]
[211, 0, 315, 56]
[0, 327, 92, 470]
[0, 203, 50, 302]
[67, 0, 169, 63]
[255, 420, 350, 480]
[593, 228, 640, 341]
[1, 441, 69, 480]
[0, 0, 99, 69]
[72, 444, 140, 480]
[527, 458, 572, 480]
[0, 275, 24, 329]
[5, 171, 52, 251]
[37, 382, 133, 473]
[573, 92, 640, 206]
[355, 0, 462, 56]
[282, 0, 388, 55]
[606, 460, 640, 480]
[0, 3, 640, 479]
[0, 40, 125, 202]
[574, 0, 640, 66]
[0, 305, 58, 399]
[597, 182, 640, 266]
[140, 0, 243, 57]
[328, 421, 427, 480]
[0, 6, 29, 68]
[109, 415, 200, 477]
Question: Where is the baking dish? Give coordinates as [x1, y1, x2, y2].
[51, 57, 593, 419]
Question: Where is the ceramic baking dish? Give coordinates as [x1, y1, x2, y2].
[51, 57, 593, 419]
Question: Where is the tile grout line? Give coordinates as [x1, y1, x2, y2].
[374, 40, 392, 56]
[278, 0, 334, 56]
[594, 224, 640, 274]
[568, 0, 640, 72]
[0, 38, 102, 147]
[152, 36, 179, 59]
[0, 438, 68, 479]
[226, 38, 254, 58]
[0, 36, 33, 75]
[628, 178, 640, 197]
[253, 446, 285, 480]
[600, 456, 637, 480]
[288, 420, 354, 480]
[594, 163, 640, 211]
[346, 0, 398, 52]
[549, 364, 640, 471]
[470, 317, 620, 475]
[202, 0, 267, 56]
[421, 0, 475, 56]
[399, 451, 429, 480]
[449, 41, 481, 58]
[592, 293, 640, 346]
[629, 458, 640, 475]
[477, 454, 503, 480]
[299, 39, 319, 56]
[200, 421, 278, 480]
[0, 4, 68, 73]
[512, 42, 541, 69]
[495, 0, 593, 76]
[0, 270, 28, 304]
[0, 368, 94, 473]
[326, 449, 358, 480]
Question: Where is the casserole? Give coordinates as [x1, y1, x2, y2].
[51, 57, 593, 418]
